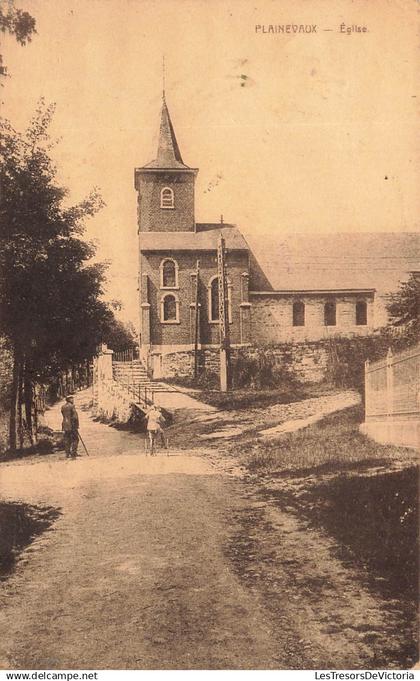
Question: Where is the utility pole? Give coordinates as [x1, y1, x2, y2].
[217, 235, 230, 392]
[193, 259, 200, 380]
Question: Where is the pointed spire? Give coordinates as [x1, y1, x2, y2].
[156, 98, 186, 166]
[143, 96, 190, 170]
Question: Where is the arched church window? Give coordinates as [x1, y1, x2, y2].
[356, 300, 367, 326]
[161, 293, 179, 323]
[292, 301, 305, 327]
[160, 187, 174, 209]
[208, 276, 232, 323]
[210, 277, 219, 323]
[324, 301, 336, 326]
[160, 258, 178, 289]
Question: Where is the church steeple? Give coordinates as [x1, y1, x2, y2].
[143, 96, 190, 170]
[134, 91, 198, 233]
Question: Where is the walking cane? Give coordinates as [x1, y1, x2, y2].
[77, 431, 90, 456]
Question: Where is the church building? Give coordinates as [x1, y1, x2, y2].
[135, 95, 376, 379]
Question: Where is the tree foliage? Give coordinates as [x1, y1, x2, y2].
[0, 100, 126, 449]
[386, 273, 420, 344]
[104, 318, 138, 352]
[325, 274, 419, 393]
[0, 3, 36, 76]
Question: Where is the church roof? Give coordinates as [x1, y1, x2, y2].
[247, 232, 420, 295]
[142, 97, 191, 170]
[140, 224, 249, 251]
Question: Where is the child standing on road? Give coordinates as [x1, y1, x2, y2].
[145, 404, 166, 455]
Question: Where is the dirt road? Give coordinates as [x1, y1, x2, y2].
[0, 392, 302, 669]
[0, 391, 407, 669]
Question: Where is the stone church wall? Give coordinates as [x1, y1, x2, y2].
[250, 294, 375, 344]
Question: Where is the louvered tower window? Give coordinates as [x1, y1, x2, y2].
[160, 187, 174, 209]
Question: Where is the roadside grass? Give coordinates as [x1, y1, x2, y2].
[242, 405, 414, 475]
[307, 468, 417, 598]
[239, 405, 418, 663]
[0, 436, 56, 463]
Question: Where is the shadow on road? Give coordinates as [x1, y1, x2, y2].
[0, 502, 61, 579]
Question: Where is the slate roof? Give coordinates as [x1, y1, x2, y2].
[140, 224, 249, 251]
[142, 97, 191, 170]
[247, 232, 420, 295]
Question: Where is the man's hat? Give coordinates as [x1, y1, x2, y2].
[66, 395, 74, 402]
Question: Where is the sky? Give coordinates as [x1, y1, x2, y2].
[2, 0, 419, 323]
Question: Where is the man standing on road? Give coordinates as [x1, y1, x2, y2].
[61, 395, 79, 459]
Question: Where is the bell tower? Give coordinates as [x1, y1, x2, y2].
[134, 95, 198, 232]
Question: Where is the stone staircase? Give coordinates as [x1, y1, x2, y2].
[112, 360, 177, 404]
[113, 359, 150, 386]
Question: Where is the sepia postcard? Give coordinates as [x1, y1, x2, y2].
[0, 0, 419, 674]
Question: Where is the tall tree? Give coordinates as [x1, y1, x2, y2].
[0, 100, 119, 449]
[0, 3, 36, 76]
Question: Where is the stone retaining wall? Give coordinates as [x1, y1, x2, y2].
[92, 345, 149, 423]
[93, 379, 134, 422]
[158, 342, 331, 384]
[243, 344, 329, 384]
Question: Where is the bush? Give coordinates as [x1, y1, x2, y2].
[231, 347, 298, 390]
[164, 348, 299, 392]
[325, 330, 418, 392]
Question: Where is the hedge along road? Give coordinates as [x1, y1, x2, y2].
[0, 391, 396, 669]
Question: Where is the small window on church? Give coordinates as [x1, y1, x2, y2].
[160, 187, 174, 209]
[292, 301, 305, 327]
[160, 258, 178, 288]
[161, 293, 179, 323]
[356, 300, 367, 326]
[324, 301, 336, 326]
[210, 277, 219, 322]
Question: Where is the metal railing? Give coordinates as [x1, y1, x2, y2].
[113, 346, 140, 363]
[123, 381, 154, 407]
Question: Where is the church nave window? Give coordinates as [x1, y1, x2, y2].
[160, 258, 179, 289]
[209, 277, 219, 322]
[356, 300, 367, 326]
[160, 186, 174, 209]
[324, 301, 336, 326]
[208, 275, 232, 323]
[161, 293, 179, 323]
[292, 301, 305, 327]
